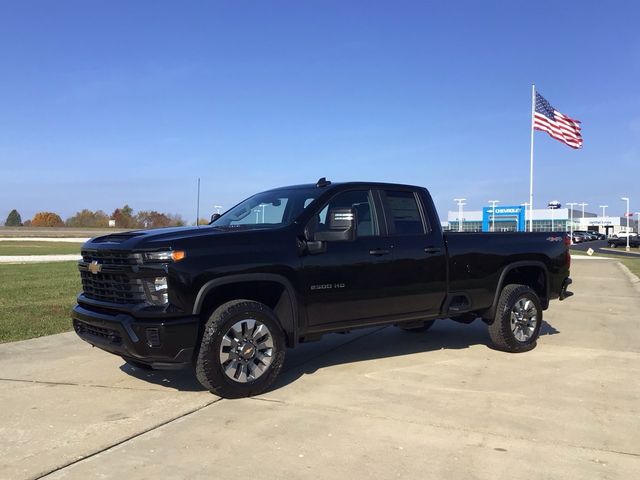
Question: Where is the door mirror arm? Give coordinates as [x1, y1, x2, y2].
[306, 240, 327, 255]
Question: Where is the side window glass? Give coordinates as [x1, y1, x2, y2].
[314, 190, 378, 237]
[385, 191, 426, 235]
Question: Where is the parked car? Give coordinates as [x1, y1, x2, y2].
[608, 236, 640, 248]
[72, 179, 572, 398]
[612, 232, 639, 239]
[572, 232, 588, 243]
[574, 230, 598, 241]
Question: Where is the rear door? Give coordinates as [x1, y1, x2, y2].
[378, 188, 447, 317]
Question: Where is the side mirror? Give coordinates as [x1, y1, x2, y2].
[210, 213, 221, 223]
[314, 207, 356, 242]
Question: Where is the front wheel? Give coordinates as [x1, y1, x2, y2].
[195, 299, 286, 398]
[488, 284, 542, 352]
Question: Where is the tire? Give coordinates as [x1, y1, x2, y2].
[399, 320, 435, 332]
[121, 356, 153, 370]
[488, 284, 542, 353]
[609, 242, 616, 248]
[195, 299, 286, 398]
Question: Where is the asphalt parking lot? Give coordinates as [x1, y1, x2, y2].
[1, 257, 639, 480]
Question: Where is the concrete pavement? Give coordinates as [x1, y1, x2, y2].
[1, 258, 639, 479]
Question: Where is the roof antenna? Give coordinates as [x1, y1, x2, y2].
[316, 177, 331, 188]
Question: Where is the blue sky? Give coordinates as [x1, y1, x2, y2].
[1, 1, 639, 223]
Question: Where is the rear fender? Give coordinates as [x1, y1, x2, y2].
[483, 261, 549, 322]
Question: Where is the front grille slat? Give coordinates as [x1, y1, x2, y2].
[81, 249, 141, 265]
[74, 320, 122, 344]
[79, 250, 147, 304]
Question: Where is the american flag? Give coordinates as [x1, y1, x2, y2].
[534, 92, 583, 149]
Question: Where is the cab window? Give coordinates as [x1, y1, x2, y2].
[384, 190, 426, 235]
[313, 190, 378, 237]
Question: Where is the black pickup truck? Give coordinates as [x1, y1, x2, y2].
[72, 179, 572, 398]
[607, 235, 640, 248]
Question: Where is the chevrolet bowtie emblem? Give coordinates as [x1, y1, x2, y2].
[88, 261, 102, 274]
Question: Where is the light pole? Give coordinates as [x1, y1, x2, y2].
[259, 203, 266, 223]
[454, 198, 466, 232]
[548, 201, 561, 232]
[621, 197, 630, 251]
[567, 202, 578, 243]
[521, 202, 530, 231]
[599, 205, 608, 236]
[488, 200, 500, 232]
[599, 205, 608, 218]
[579, 202, 588, 219]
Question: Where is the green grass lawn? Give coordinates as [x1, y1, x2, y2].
[0, 262, 81, 343]
[0, 241, 83, 256]
[570, 249, 640, 278]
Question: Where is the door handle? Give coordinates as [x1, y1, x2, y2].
[369, 249, 390, 256]
[424, 247, 441, 255]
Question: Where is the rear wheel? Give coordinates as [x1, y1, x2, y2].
[488, 284, 542, 352]
[195, 299, 286, 398]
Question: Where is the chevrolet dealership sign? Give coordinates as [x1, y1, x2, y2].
[482, 205, 527, 232]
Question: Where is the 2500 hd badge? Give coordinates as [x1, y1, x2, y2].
[310, 283, 346, 291]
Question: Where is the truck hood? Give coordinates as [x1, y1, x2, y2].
[83, 225, 273, 250]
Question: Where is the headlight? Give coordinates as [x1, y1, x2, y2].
[143, 277, 169, 306]
[143, 250, 186, 263]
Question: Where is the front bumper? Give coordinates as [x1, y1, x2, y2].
[72, 304, 200, 369]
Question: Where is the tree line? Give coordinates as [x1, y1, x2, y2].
[3, 206, 186, 228]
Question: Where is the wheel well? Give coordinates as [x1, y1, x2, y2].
[482, 265, 548, 323]
[502, 266, 547, 302]
[198, 281, 296, 347]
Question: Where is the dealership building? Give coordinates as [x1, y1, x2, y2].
[444, 205, 638, 235]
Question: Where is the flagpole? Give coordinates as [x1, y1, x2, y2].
[529, 84, 535, 232]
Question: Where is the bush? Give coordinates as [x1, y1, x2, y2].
[31, 212, 64, 227]
[65, 209, 109, 228]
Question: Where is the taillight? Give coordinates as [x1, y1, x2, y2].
[565, 234, 571, 268]
[564, 234, 571, 247]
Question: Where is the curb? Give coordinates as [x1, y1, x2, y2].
[616, 262, 640, 294]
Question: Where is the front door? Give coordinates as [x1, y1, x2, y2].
[301, 189, 395, 328]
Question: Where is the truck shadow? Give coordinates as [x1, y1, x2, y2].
[118, 318, 559, 393]
[118, 363, 205, 392]
[272, 318, 560, 392]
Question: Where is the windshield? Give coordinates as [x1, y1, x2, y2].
[212, 187, 320, 228]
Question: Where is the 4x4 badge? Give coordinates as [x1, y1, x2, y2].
[88, 261, 102, 274]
